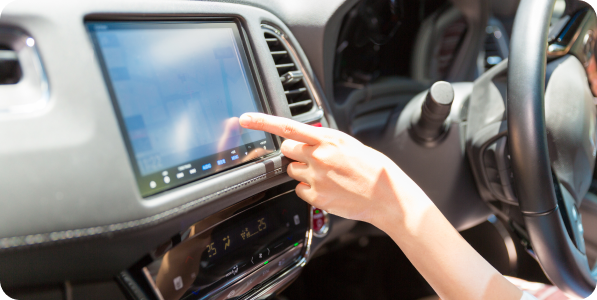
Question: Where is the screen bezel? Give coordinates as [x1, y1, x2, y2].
[86, 18, 280, 198]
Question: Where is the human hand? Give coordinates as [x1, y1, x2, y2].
[238, 113, 425, 226]
[216, 117, 270, 163]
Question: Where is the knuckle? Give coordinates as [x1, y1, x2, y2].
[253, 117, 265, 130]
[282, 123, 297, 136]
[312, 172, 325, 184]
[310, 193, 326, 207]
[280, 140, 291, 153]
[286, 163, 297, 176]
[310, 149, 330, 164]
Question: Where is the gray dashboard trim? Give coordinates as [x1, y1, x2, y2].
[0, 0, 358, 290]
[0, 0, 301, 240]
[0, 166, 284, 252]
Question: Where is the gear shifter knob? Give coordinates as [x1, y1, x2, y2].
[411, 81, 454, 142]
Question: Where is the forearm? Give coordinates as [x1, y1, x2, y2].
[237, 113, 526, 300]
[375, 167, 523, 300]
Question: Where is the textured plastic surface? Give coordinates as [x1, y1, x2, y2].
[372, 82, 492, 231]
[0, 0, 353, 288]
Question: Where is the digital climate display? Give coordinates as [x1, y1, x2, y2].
[143, 192, 310, 300]
[205, 215, 269, 263]
[87, 21, 276, 197]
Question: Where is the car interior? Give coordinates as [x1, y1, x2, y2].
[1, 0, 597, 299]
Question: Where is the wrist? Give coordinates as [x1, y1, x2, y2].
[369, 167, 425, 233]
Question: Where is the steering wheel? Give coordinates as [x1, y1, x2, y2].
[508, 0, 597, 297]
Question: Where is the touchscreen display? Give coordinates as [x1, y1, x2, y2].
[87, 21, 276, 197]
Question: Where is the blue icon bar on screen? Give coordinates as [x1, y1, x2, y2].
[217, 159, 226, 166]
[202, 163, 212, 170]
[231, 155, 239, 161]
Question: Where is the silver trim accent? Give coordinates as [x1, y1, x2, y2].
[0, 167, 284, 251]
[0, 28, 50, 116]
[142, 268, 165, 300]
[238, 209, 314, 300]
[243, 258, 305, 300]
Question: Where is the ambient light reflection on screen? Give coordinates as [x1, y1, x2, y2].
[92, 22, 269, 177]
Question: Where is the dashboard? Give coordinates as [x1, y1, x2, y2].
[0, 0, 515, 299]
[0, 1, 350, 299]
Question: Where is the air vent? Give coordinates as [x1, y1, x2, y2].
[0, 46, 22, 84]
[0, 28, 49, 115]
[262, 26, 319, 119]
[482, 20, 509, 72]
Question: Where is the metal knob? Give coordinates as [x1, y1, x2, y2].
[412, 81, 454, 142]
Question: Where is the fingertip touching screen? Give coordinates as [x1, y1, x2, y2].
[87, 21, 276, 197]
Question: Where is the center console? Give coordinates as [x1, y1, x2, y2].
[85, 17, 315, 300]
[122, 182, 311, 300]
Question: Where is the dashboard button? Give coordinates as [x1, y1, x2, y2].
[213, 245, 303, 299]
[312, 207, 329, 237]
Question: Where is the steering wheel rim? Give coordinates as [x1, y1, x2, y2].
[508, 0, 596, 297]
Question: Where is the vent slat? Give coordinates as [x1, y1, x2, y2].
[0, 49, 21, 85]
[264, 29, 315, 117]
[284, 87, 307, 95]
[0, 50, 18, 61]
[288, 99, 313, 108]
[275, 63, 295, 70]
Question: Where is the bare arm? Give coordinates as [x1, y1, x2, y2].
[239, 113, 523, 300]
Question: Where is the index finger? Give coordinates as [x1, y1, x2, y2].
[239, 113, 321, 145]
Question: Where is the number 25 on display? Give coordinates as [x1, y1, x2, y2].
[206, 242, 217, 258]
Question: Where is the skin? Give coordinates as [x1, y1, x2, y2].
[239, 112, 524, 300]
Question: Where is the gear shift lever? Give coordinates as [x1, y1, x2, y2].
[411, 81, 454, 143]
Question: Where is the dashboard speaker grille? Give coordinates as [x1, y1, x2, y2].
[263, 30, 316, 118]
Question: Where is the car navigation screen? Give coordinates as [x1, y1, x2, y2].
[87, 21, 276, 197]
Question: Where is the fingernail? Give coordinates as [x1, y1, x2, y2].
[239, 113, 252, 127]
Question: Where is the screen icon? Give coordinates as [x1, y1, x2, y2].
[164, 176, 171, 184]
[173, 276, 183, 291]
[231, 155, 239, 161]
[189, 168, 197, 174]
[149, 181, 156, 189]
[294, 215, 300, 225]
[202, 163, 212, 171]
[217, 159, 226, 166]
[176, 172, 184, 179]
